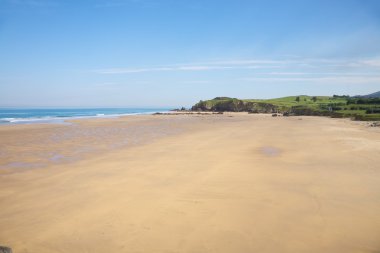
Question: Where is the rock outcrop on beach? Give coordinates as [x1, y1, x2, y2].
[191, 97, 278, 113]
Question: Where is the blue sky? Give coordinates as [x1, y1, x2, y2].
[1, 0, 380, 107]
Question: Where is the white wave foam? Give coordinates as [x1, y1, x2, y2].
[0, 110, 170, 124]
[0, 116, 65, 124]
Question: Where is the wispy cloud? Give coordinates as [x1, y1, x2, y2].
[260, 72, 380, 76]
[94, 57, 380, 76]
[95, 65, 240, 74]
[98, 67, 173, 74]
[94, 82, 117, 87]
[240, 76, 380, 84]
[358, 59, 380, 67]
[94, 59, 292, 74]
[177, 65, 233, 71]
[183, 80, 212, 84]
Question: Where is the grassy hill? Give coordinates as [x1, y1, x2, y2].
[355, 91, 380, 98]
[191, 95, 380, 121]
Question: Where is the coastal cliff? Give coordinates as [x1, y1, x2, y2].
[191, 97, 278, 113]
[191, 94, 380, 121]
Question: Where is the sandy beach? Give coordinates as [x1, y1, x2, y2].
[0, 113, 380, 253]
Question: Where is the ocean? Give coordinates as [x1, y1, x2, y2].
[0, 108, 171, 124]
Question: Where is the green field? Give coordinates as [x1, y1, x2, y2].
[191, 95, 380, 121]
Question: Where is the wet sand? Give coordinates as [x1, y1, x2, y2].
[0, 113, 380, 253]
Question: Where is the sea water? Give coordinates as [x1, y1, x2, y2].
[0, 108, 170, 124]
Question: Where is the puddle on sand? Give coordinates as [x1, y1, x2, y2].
[260, 146, 281, 157]
[0, 162, 43, 170]
[49, 154, 66, 162]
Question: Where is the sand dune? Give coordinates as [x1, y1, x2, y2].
[0, 114, 379, 253]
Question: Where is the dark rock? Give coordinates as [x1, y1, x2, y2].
[0, 246, 12, 253]
[247, 109, 259, 114]
[192, 98, 279, 113]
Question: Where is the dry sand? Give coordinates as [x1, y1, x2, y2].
[0, 113, 380, 253]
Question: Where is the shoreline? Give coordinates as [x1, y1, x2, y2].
[0, 113, 238, 174]
[1, 113, 378, 175]
[0, 108, 171, 125]
[1, 106, 379, 127]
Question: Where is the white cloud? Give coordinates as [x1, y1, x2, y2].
[358, 59, 380, 67]
[183, 80, 212, 84]
[240, 76, 380, 84]
[97, 67, 173, 74]
[96, 65, 238, 74]
[94, 57, 380, 78]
